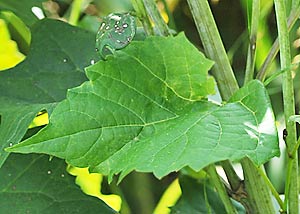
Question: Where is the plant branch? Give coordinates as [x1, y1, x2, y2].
[131, 0, 154, 35]
[219, 161, 242, 191]
[256, 7, 300, 81]
[244, 0, 260, 85]
[257, 166, 284, 210]
[241, 158, 275, 213]
[142, 0, 171, 36]
[274, 0, 299, 213]
[205, 164, 237, 214]
[69, 0, 84, 26]
[186, 0, 239, 101]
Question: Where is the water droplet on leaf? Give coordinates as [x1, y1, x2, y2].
[47, 170, 52, 174]
[63, 58, 67, 63]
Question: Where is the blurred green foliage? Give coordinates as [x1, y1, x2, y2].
[0, 0, 299, 213]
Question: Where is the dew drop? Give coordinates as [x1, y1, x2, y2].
[90, 59, 95, 65]
[9, 143, 13, 147]
[251, 44, 256, 50]
[123, 23, 128, 28]
[8, 173, 11, 177]
[61, 173, 65, 178]
[63, 58, 67, 63]
[47, 170, 52, 175]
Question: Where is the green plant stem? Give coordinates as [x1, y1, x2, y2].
[244, 0, 260, 85]
[187, 1, 276, 213]
[220, 161, 242, 191]
[131, 0, 154, 35]
[186, 0, 243, 208]
[160, 0, 177, 31]
[290, 137, 300, 158]
[186, 0, 239, 101]
[257, 166, 284, 210]
[241, 158, 275, 213]
[263, 62, 300, 86]
[205, 164, 237, 214]
[274, 0, 299, 213]
[69, 0, 83, 26]
[256, 7, 300, 81]
[227, 30, 247, 64]
[141, 0, 170, 36]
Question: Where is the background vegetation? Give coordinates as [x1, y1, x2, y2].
[0, 0, 299, 213]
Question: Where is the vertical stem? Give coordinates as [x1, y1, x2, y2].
[187, 0, 276, 213]
[274, 0, 298, 213]
[257, 166, 284, 210]
[69, 0, 84, 26]
[244, 0, 260, 85]
[186, 0, 242, 207]
[220, 161, 242, 191]
[142, 0, 171, 36]
[241, 159, 275, 213]
[206, 164, 237, 214]
[160, 0, 177, 30]
[186, 0, 239, 101]
[256, 7, 300, 81]
[131, 0, 154, 35]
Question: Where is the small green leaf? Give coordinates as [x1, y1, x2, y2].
[0, 19, 97, 167]
[7, 34, 278, 181]
[171, 176, 245, 214]
[171, 176, 225, 213]
[0, 154, 116, 213]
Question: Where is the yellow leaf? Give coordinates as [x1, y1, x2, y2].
[68, 166, 122, 211]
[0, 19, 25, 71]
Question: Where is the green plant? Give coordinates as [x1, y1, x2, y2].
[0, 0, 299, 213]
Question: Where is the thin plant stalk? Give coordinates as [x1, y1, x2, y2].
[142, 0, 171, 36]
[244, 0, 260, 85]
[256, 7, 300, 81]
[257, 167, 284, 210]
[69, 0, 84, 26]
[274, 0, 299, 213]
[186, 0, 239, 101]
[205, 165, 237, 214]
[131, 0, 154, 35]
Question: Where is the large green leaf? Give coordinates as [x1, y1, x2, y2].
[7, 34, 279, 181]
[0, 154, 116, 213]
[0, 19, 98, 167]
[0, 0, 46, 27]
